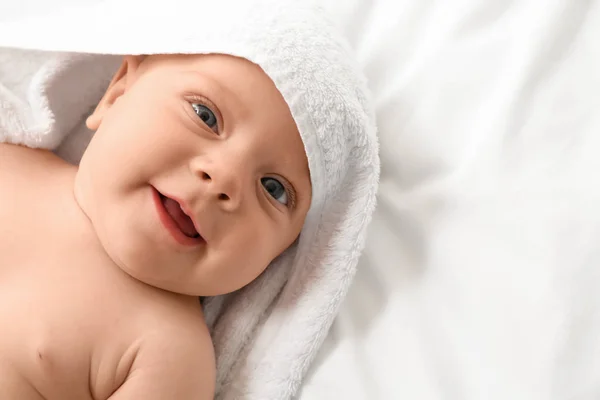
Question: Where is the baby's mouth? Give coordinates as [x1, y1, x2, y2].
[159, 194, 200, 239]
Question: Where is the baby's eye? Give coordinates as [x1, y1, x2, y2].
[261, 177, 288, 206]
[191, 103, 218, 132]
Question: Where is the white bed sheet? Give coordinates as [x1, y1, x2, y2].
[301, 1, 600, 399]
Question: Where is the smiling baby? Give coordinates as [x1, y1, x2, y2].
[0, 53, 310, 399]
[0, 0, 380, 398]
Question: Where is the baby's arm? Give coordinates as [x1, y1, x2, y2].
[108, 327, 215, 400]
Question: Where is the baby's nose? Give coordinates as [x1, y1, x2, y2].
[193, 162, 244, 212]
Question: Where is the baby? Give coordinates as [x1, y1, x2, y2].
[0, 53, 311, 399]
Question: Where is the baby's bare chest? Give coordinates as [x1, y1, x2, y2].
[0, 147, 207, 399]
[0, 245, 148, 400]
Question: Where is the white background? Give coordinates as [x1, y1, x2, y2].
[302, 1, 600, 399]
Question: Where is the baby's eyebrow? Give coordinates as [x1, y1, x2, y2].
[181, 70, 245, 114]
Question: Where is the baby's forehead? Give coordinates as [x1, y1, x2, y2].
[144, 53, 264, 77]
[141, 53, 311, 175]
[144, 54, 281, 107]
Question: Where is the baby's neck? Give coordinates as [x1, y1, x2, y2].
[45, 153, 98, 242]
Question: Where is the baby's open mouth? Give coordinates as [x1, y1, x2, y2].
[159, 193, 200, 239]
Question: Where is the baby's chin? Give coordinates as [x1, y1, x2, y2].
[111, 256, 202, 296]
[73, 186, 272, 296]
[106, 246, 240, 297]
[87, 218, 254, 297]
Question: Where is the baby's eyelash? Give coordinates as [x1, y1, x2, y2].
[281, 178, 298, 209]
[185, 94, 223, 132]
[262, 175, 297, 209]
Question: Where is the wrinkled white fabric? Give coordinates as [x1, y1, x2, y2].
[301, 1, 600, 399]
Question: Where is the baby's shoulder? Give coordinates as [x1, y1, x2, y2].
[0, 144, 74, 258]
[115, 304, 215, 398]
[0, 143, 68, 181]
[0, 143, 72, 210]
[139, 310, 214, 359]
[139, 298, 214, 360]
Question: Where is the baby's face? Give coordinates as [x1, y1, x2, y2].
[75, 54, 312, 296]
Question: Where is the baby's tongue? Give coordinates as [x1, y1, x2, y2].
[162, 197, 198, 237]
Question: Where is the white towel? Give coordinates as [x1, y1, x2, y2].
[0, 0, 379, 398]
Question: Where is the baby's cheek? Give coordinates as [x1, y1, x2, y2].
[242, 230, 276, 268]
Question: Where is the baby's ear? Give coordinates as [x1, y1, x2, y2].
[86, 55, 145, 131]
